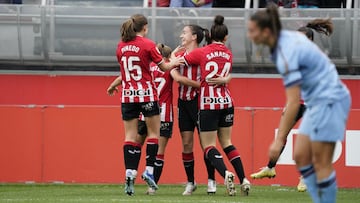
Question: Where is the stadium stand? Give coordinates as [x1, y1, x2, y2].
[0, 0, 358, 74]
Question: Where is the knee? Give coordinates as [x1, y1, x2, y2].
[294, 150, 310, 167]
[183, 142, 193, 152]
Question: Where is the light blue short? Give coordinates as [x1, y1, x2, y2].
[299, 95, 351, 142]
[298, 5, 319, 9]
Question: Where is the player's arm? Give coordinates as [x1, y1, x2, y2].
[170, 69, 200, 88]
[207, 74, 232, 86]
[158, 56, 184, 71]
[107, 76, 122, 96]
[269, 85, 301, 161]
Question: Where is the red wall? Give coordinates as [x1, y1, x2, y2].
[0, 74, 359, 187]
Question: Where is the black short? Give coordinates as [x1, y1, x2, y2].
[121, 101, 160, 121]
[295, 103, 306, 122]
[137, 120, 173, 138]
[199, 107, 234, 132]
[178, 96, 199, 132]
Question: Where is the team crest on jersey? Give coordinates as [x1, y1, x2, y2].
[123, 89, 151, 97]
[203, 97, 230, 104]
[225, 114, 234, 123]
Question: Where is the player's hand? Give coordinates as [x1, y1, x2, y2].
[170, 56, 185, 67]
[206, 74, 227, 87]
[173, 45, 185, 54]
[194, 0, 206, 7]
[268, 139, 283, 163]
[107, 86, 118, 96]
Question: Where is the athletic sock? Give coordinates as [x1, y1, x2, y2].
[299, 165, 320, 203]
[204, 146, 227, 178]
[224, 145, 245, 183]
[182, 152, 195, 183]
[123, 141, 142, 176]
[154, 154, 164, 183]
[145, 138, 159, 175]
[267, 143, 286, 168]
[318, 171, 337, 203]
[204, 153, 215, 181]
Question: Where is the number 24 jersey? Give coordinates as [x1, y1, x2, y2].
[184, 43, 234, 110]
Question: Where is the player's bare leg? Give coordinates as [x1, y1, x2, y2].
[294, 134, 319, 202]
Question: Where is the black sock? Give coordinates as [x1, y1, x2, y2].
[133, 144, 142, 170]
[182, 152, 195, 183]
[267, 144, 286, 168]
[224, 145, 245, 183]
[123, 141, 142, 170]
[154, 154, 164, 183]
[204, 153, 215, 180]
[205, 146, 227, 178]
[146, 138, 159, 169]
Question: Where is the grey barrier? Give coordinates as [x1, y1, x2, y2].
[0, 3, 359, 70]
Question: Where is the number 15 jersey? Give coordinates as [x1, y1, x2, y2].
[116, 36, 164, 103]
[184, 43, 234, 110]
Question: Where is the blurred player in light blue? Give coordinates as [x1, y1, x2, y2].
[247, 4, 351, 203]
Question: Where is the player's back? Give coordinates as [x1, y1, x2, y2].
[199, 43, 233, 110]
[274, 30, 349, 106]
[117, 36, 162, 103]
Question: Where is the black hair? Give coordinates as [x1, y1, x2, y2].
[250, 3, 282, 46]
[211, 15, 228, 42]
[187, 24, 211, 45]
[298, 18, 333, 41]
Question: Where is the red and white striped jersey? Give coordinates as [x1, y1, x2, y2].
[175, 51, 200, 101]
[150, 63, 174, 122]
[116, 36, 163, 103]
[184, 43, 234, 110]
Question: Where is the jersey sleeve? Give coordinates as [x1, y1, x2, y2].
[277, 47, 302, 88]
[149, 44, 164, 65]
[184, 48, 202, 66]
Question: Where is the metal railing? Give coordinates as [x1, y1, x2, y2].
[0, 3, 359, 72]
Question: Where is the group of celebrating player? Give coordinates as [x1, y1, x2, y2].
[108, 4, 351, 203]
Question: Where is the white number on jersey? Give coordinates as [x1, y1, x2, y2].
[205, 61, 231, 81]
[154, 77, 166, 95]
[121, 56, 142, 81]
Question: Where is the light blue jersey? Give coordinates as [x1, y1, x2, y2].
[271, 30, 349, 107]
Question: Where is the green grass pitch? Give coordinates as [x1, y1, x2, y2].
[0, 184, 359, 203]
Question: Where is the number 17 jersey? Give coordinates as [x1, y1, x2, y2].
[184, 43, 234, 110]
[116, 36, 164, 103]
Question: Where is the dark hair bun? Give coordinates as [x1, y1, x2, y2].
[214, 15, 224, 25]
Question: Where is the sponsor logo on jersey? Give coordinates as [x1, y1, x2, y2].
[123, 89, 151, 97]
[203, 97, 230, 104]
[225, 114, 234, 123]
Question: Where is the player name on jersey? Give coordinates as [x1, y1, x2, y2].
[206, 51, 230, 60]
[121, 45, 140, 53]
